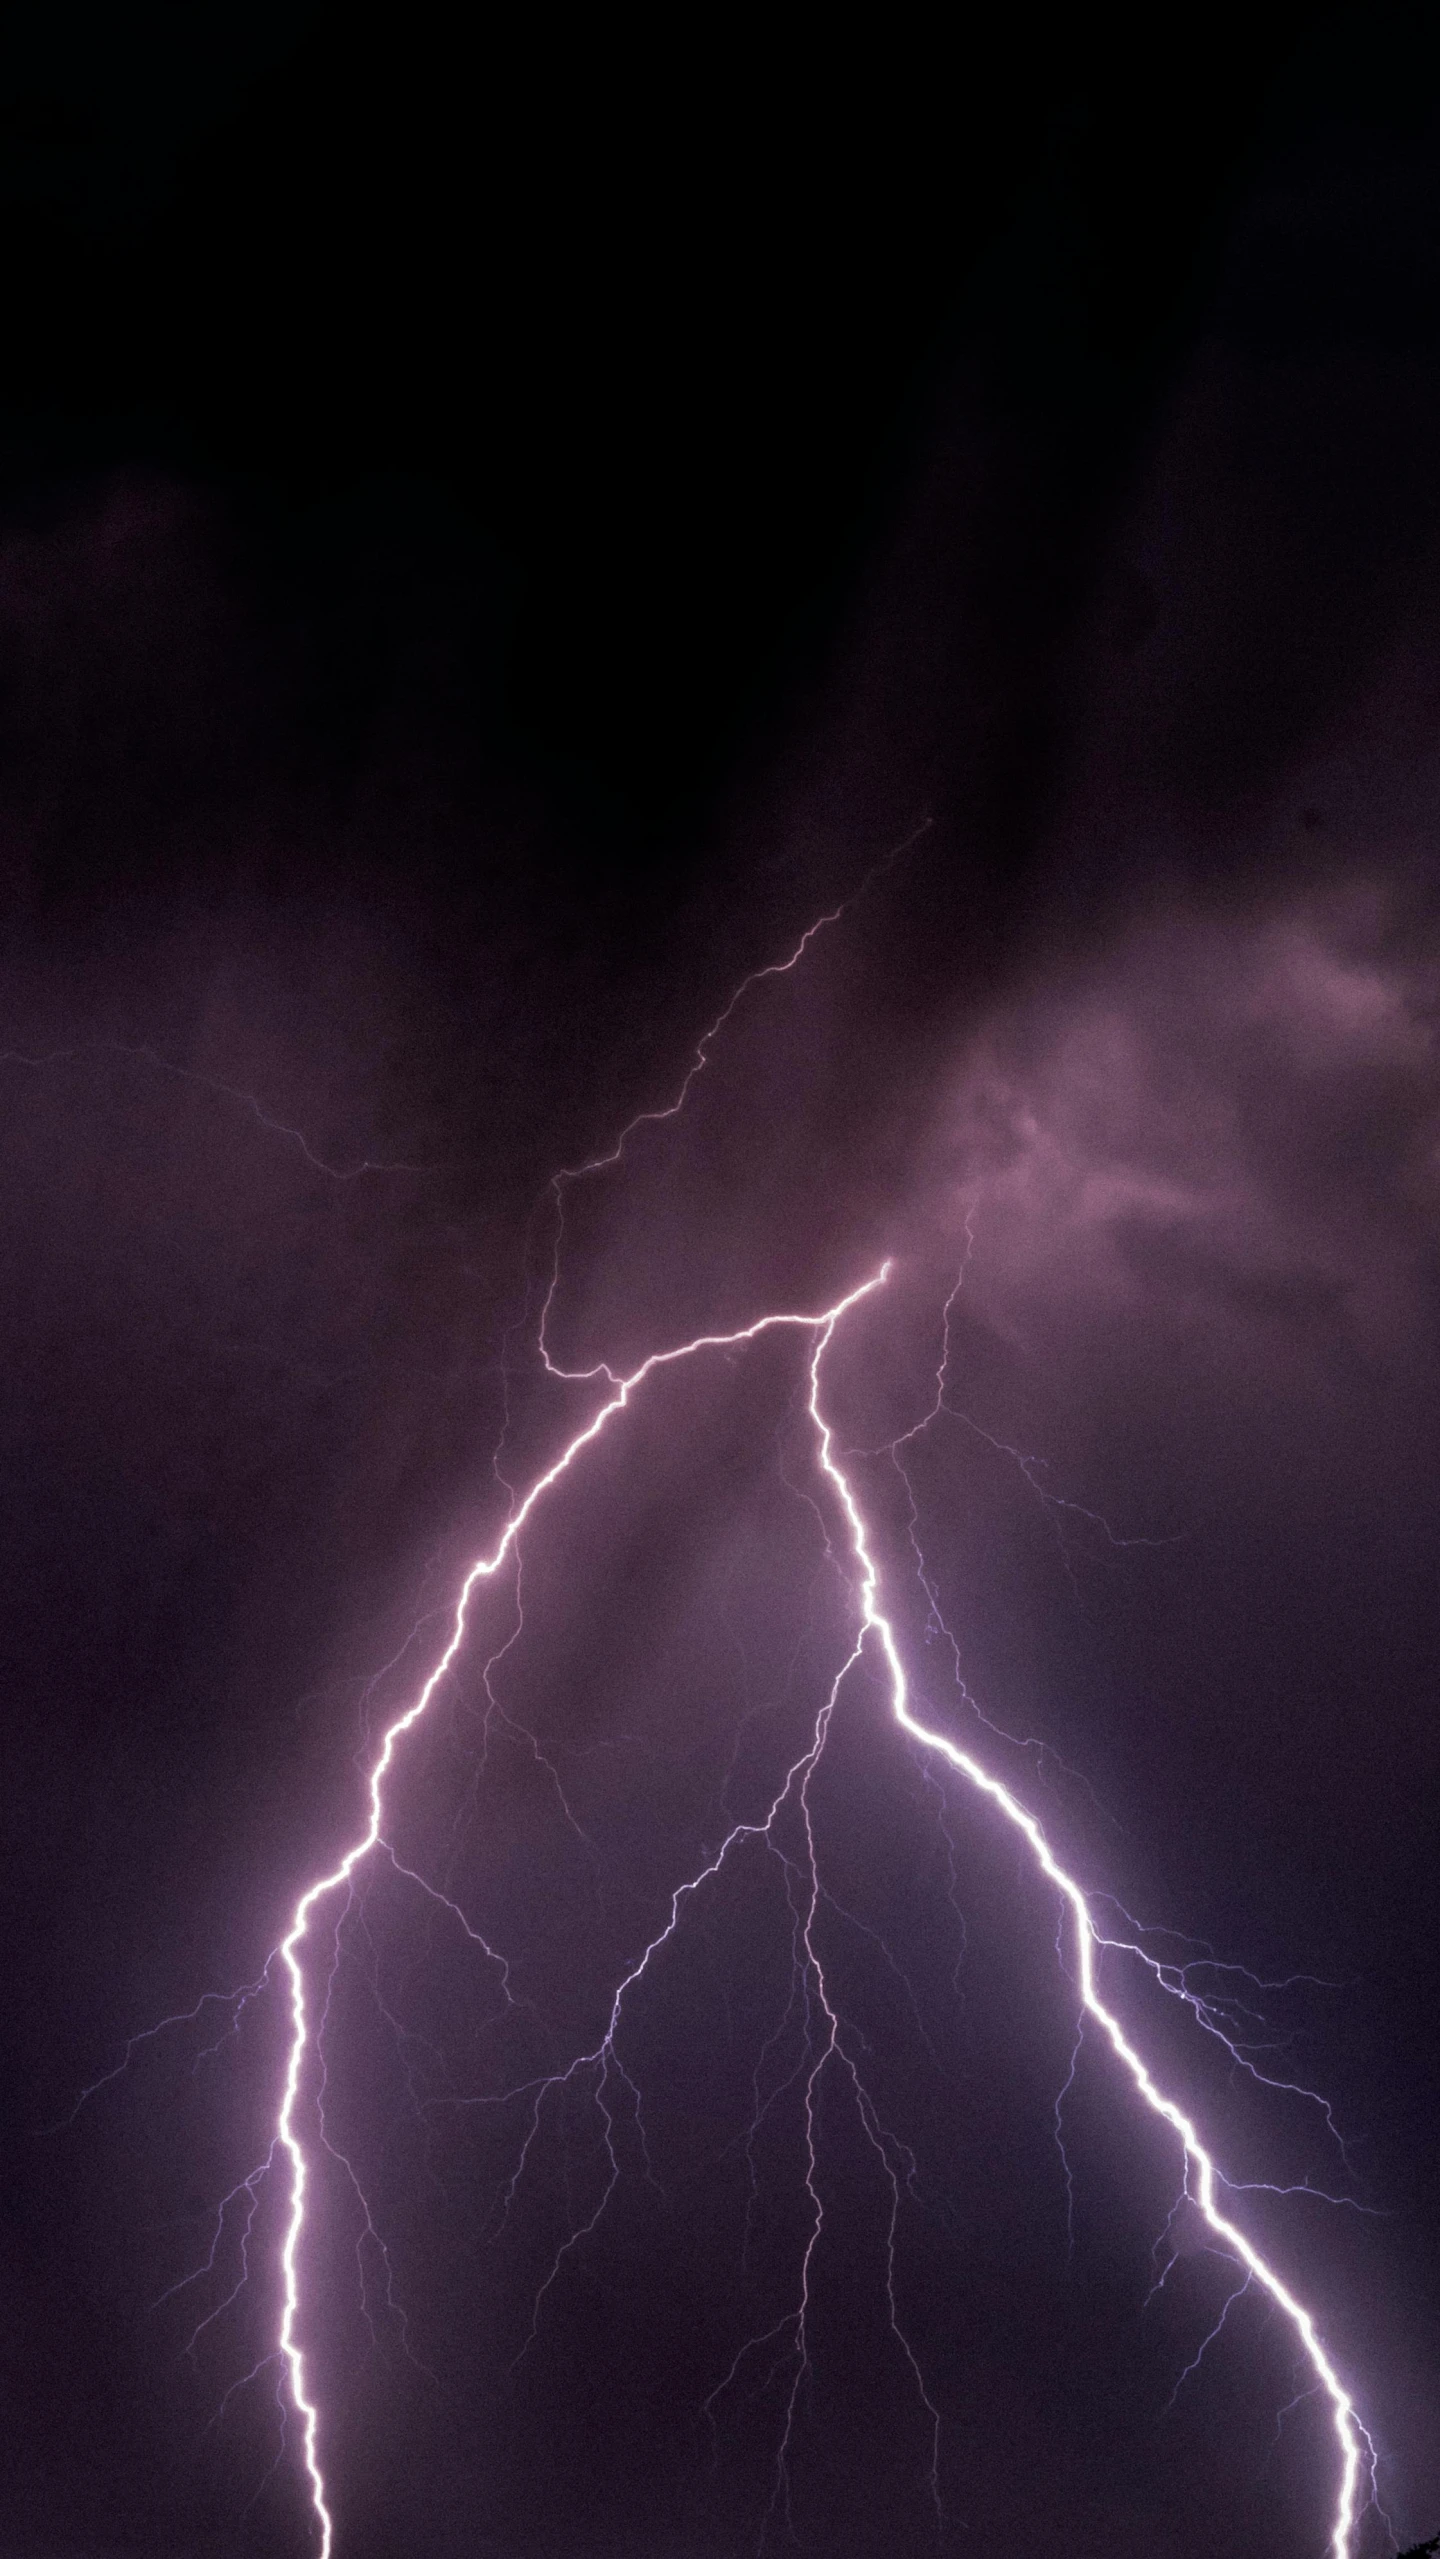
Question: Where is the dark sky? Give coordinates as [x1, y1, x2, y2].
[2, 8, 1438, 2558]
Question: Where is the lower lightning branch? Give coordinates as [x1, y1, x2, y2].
[273, 1275, 888, 2557]
[803, 1304, 1374, 2559]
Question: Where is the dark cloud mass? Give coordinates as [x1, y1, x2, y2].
[2, 12, 1439, 2559]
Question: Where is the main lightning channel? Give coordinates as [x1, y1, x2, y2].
[802, 1305, 1374, 2559]
[276, 1253, 1374, 2559]
[274, 1271, 889, 2558]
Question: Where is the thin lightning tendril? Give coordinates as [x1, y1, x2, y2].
[0, 1041, 432, 1179]
[534, 820, 929, 1379]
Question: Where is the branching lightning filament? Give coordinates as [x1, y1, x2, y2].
[64, 886, 1380, 2558]
[262, 1259, 1373, 2559]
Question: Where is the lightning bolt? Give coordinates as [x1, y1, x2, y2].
[270, 1252, 1375, 2558]
[59, 867, 1382, 2557]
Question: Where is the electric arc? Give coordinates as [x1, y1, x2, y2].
[71, 895, 1380, 2557]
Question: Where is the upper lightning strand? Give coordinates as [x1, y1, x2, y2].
[274, 1270, 891, 2557]
[802, 1304, 1374, 2559]
[535, 820, 929, 1378]
[0, 1041, 431, 1179]
[551, 820, 930, 1195]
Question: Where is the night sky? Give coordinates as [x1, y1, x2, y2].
[2, 9, 1439, 2558]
